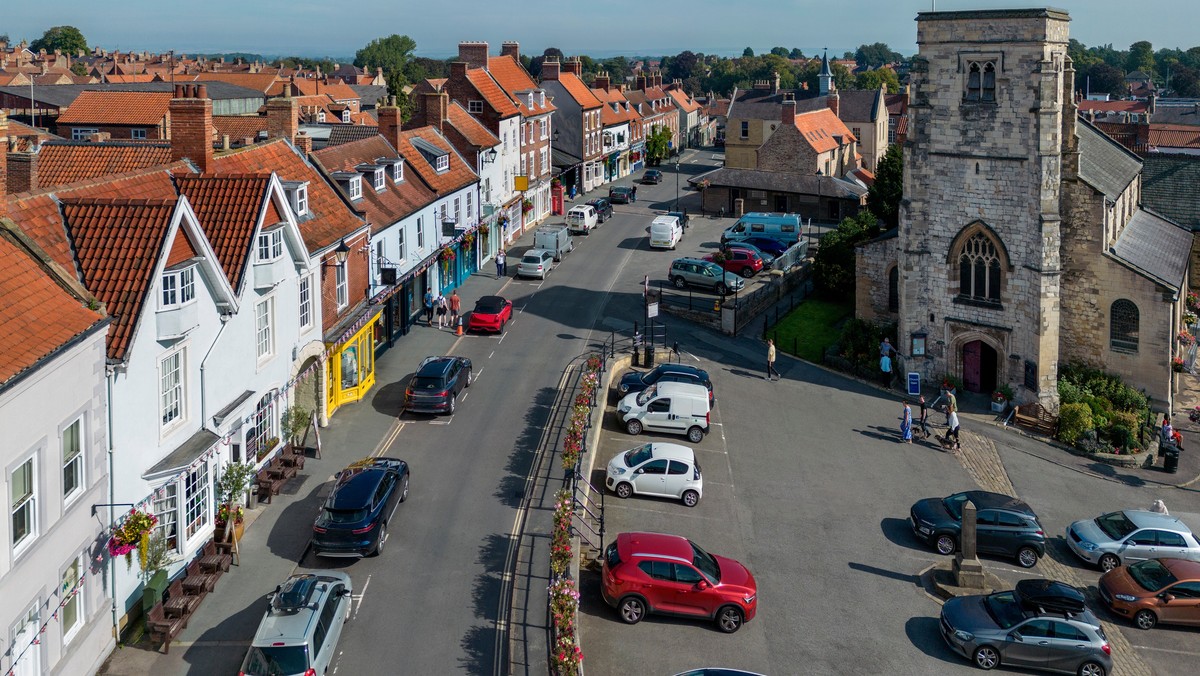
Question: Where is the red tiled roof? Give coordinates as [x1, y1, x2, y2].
[35, 141, 174, 189]
[446, 102, 500, 148]
[103, 74, 158, 83]
[270, 78, 360, 102]
[60, 197, 179, 361]
[794, 108, 856, 153]
[557, 72, 602, 108]
[1148, 124, 1200, 149]
[56, 91, 173, 126]
[312, 136, 436, 234]
[465, 69, 519, 117]
[396, 127, 478, 195]
[349, 111, 377, 126]
[193, 71, 281, 94]
[1078, 99, 1148, 113]
[667, 88, 702, 113]
[214, 139, 366, 251]
[0, 224, 105, 385]
[488, 55, 555, 115]
[5, 119, 60, 151]
[176, 174, 272, 289]
[213, 115, 268, 142]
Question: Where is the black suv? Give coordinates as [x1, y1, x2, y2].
[404, 356, 473, 414]
[642, 169, 663, 184]
[609, 186, 634, 204]
[909, 490, 1046, 568]
[618, 363, 714, 403]
[312, 458, 410, 557]
[586, 198, 613, 222]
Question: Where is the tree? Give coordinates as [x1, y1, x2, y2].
[601, 56, 629, 81]
[666, 50, 700, 82]
[855, 42, 903, 69]
[868, 144, 903, 229]
[70, 62, 89, 77]
[1126, 40, 1155, 75]
[831, 63, 855, 90]
[1172, 64, 1200, 97]
[1080, 62, 1126, 97]
[742, 47, 755, 58]
[770, 47, 790, 57]
[355, 34, 417, 104]
[789, 48, 805, 60]
[812, 211, 880, 298]
[645, 125, 672, 165]
[855, 67, 900, 93]
[29, 26, 88, 55]
[528, 47, 563, 79]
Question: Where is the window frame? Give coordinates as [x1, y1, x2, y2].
[71, 127, 98, 141]
[1109, 299, 1139, 354]
[391, 162, 404, 182]
[435, 154, 449, 172]
[347, 176, 362, 200]
[10, 455, 37, 553]
[182, 461, 210, 542]
[60, 552, 84, 643]
[160, 348, 186, 429]
[292, 185, 309, 216]
[955, 232, 1004, 305]
[62, 417, 84, 504]
[153, 482, 179, 551]
[336, 261, 349, 310]
[257, 228, 284, 262]
[255, 296, 275, 362]
[131, 128, 147, 140]
[299, 274, 313, 330]
[468, 100, 484, 114]
[161, 265, 196, 308]
[373, 168, 385, 191]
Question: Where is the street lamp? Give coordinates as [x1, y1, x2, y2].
[674, 160, 681, 212]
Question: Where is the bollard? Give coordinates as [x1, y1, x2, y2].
[644, 344, 655, 367]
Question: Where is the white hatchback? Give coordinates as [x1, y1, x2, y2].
[605, 442, 703, 507]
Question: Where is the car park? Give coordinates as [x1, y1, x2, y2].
[939, 579, 1111, 676]
[726, 242, 775, 267]
[586, 197, 613, 222]
[467, 295, 513, 333]
[617, 363, 713, 403]
[609, 186, 634, 204]
[616, 381, 710, 443]
[601, 532, 757, 633]
[566, 204, 599, 234]
[311, 457, 410, 558]
[517, 249, 555, 279]
[404, 356, 472, 414]
[735, 236, 790, 258]
[668, 258, 746, 295]
[909, 490, 1046, 568]
[1099, 557, 1200, 629]
[1066, 509, 1200, 572]
[605, 442, 704, 507]
[649, 215, 683, 250]
[642, 169, 663, 184]
[705, 248, 764, 278]
[240, 571, 353, 676]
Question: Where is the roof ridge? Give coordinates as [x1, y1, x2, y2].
[60, 196, 178, 206]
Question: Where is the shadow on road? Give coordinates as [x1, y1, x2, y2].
[1085, 461, 1147, 487]
[848, 561, 921, 585]
[180, 595, 264, 675]
[266, 480, 327, 561]
[615, 236, 645, 251]
[458, 624, 494, 676]
[904, 616, 962, 665]
[879, 517, 929, 553]
[370, 375, 412, 416]
[859, 425, 904, 443]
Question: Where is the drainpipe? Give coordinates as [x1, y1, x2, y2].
[200, 312, 234, 432]
[105, 364, 119, 639]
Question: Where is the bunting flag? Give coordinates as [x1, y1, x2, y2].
[6, 572, 88, 672]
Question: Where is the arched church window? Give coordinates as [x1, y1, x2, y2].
[957, 233, 1003, 303]
[965, 62, 996, 102]
[966, 62, 982, 101]
[982, 63, 996, 101]
[1110, 299, 1139, 354]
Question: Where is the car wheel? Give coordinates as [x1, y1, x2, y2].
[618, 596, 646, 624]
[715, 283, 727, 295]
[1016, 546, 1039, 568]
[672, 276, 687, 289]
[1134, 609, 1157, 630]
[1078, 661, 1106, 676]
[398, 475, 410, 503]
[682, 490, 700, 507]
[935, 534, 957, 556]
[448, 394, 457, 415]
[741, 267, 754, 278]
[973, 645, 999, 670]
[687, 426, 705, 443]
[466, 369, 474, 387]
[615, 482, 633, 499]
[372, 523, 387, 557]
[626, 419, 643, 435]
[716, 606, 743, 633]
[1099, 554, 1120, 572]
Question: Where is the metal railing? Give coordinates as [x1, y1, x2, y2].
[770, 240, 809, 272]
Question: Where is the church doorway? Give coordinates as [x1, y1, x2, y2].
[962, 340, 998, 394]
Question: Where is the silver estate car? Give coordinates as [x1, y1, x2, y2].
[1066, 510, 1200, 572]
[240, 571, 353, 676]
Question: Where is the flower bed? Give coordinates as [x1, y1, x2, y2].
[1057, 362, 1151, 455]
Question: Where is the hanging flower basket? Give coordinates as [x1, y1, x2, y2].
[1173, 357, 1186, 373]
[522, 199, 534, 214]
[462, 231, 475, 248]
[697, 178, 711, 191]
[108, 509, 158, 567]
[1188, 291, 1200, 313]
[1178, 330, 1196, 347]
[439, 247, 456, 263]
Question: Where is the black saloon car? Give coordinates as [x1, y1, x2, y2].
[642, 169, 663, 184]
[586, 198, 614, 222]
[910, 490, 1046, 568]
[404, 356, 473, 414]
[312, 457, 410, 557]
[609, 186, 634, 204]
[617, 363, 714, 403]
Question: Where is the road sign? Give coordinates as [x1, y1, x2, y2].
[907, 372, 921, 396]
[647, 302, 659, 319]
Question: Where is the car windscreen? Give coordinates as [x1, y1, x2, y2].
[623, 444, 654, 467]
[635, 385, 658, 406]
[325, 508, 370, 524]
[983, 591, 1026, 630]
[689, 540, 722, 585]
[522, 255, 542, 264]
[241, 645, 309, 675]
[1127, 559, 1178, 592]
[411, 376, 444, 390]
[942, 494, 969, 521]
[1095, 511, 1138, 540]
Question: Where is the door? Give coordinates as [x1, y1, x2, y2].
[1152, 530, 1191, 561]
[669, 563, 712, 616]
[663, 460, 692, 498]
[1044, 620, 1092, 673]
[1159, 581, 1200, 625]
[1122, 530, 1162, 563]
[11, 604, 40, 676]
[643, 398, 673, 432]
[962, 341, 982, 392]
[325, 584, 349, 660]
[774, 195, 788, 212]
[974, 510, 1002, 555]
[990, 512, 1029, 558]
[1003, 619, 1051, 668]
[631, 459, 669, 496]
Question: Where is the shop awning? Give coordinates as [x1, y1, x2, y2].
[143, 429, 220, 479]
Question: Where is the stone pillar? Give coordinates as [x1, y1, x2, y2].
[953, 500, 986, 588]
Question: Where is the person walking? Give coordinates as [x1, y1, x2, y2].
[916, 394, 930, 439]
[900, 401, 913, 443]
[449, 290, 461, 327]
[495, 249, 506, 277]
[423, 289, 434, 326]
[880, 351, 893, 388]
[880, 337, 894, 359]
[632, 185, 638, 203]
[946, 407, 961, 450]
[766, 339, 780, 381]
[1161, 414, 1175, 449]
[435, 295, 448, 329]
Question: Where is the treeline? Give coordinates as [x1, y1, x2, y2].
[1070, 39, 1200, 97]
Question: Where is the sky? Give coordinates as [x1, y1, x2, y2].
[5, 0, 1199, 61]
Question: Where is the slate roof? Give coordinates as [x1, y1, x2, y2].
[56, 90, 173, 125]
[327, 124, 381, 147]
[728, 87, 827, 121]
[1149, 105, 1200, 126]
[1076, 118, 1142, 200]
[176, 174, 273, 289]
[395, 127, 478, 195]
[487, 55, 555, 116]
[34, 140, 174, 189]
[696, 167, 867, 198]
[312, 136, 436, 234]
[834, 89, 884, 123]
[0, 221, 106, 387]
[1110, 208, 1192, 289]
[1141, 153, 1200, 229]
[349, 84, 389, 108]
[0, 81, 265, 109]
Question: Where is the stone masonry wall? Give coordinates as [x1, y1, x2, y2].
[856, 236, 897, 321]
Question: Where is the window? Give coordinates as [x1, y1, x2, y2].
[62, 418, 83, 501]
[966, 61, 996, 102]
[341, 109, 351, 123]
[317, 111, 326, 123]
[150, 484, 179, 551]
[957, 233, 1002, 303]
[160, 349, 184, 427]
[336, 262, 348, 309]
[257, 229, 283, 262]
[161, 266, 196, 307]
[1110, 299, 1139, 353]
[468, 100, 483, 114]
[888, 118, 897, 143]
[373, 168, 385, 191]
[10, 457, 36, 549]
[466, 193, 473, 220]
[299, 275, 313, 330]
[131, 128, 147, 140]
[255, 297, 274, 360]
[247, 393, 276, 461]
[183, 462, 210, 540]
[391, 162, 404, 182]
[453, 197, 461, 223]
[740, 121, 749, 138]
[60, 554, 83, 641]
[435, 154, 449, 172]
[851, 127, 861, 140]
[292, 184, 309, 215]
[71, 127, 98, 140]
[540, 148, 548, 173]
[521, 154, 527, 176]
[1051, 621, 1088, 641]
[540, 119, 548, 139]
[398, 227, 407, 261]
[347, 176, 362, 199]
[417, 217, 425, 249]
[1157, 531, 1186, 547]
[672, 563, 703, 584]
[888, 266, 899, 312]
[520, 124, 526, 145]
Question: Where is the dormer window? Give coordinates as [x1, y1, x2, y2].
[348, 176, 362, 198]
[373, 168, 385, 191]
[435, 154, 449, 172]
[258, 228, 284, 262]
[283, 181, 309, 216]
[317, 111, 326, 123]
[341, 109, 351, 123]
[539, 91, 545, 107]
[527, 93, 534, 109]
[392, 161, 404, 182]
[468, 100, 483, 114]
[161, 265, 196, 308]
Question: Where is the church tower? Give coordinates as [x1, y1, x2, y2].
[818, 49, 834, 96]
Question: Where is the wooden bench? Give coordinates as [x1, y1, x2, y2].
[146, 602, 185, 654]
[256, 458, 291, 504]
[181, 559, 216, 599]
[281, 444, 306, 470]
[1014, 402, 1058, 436]
[199, 541, 232, 576]
[163, 578, 197, 623]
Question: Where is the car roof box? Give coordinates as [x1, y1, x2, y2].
[1015, 579, 1085, 615]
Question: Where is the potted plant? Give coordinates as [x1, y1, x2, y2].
[217, 462, 255, 543]
[215, 504, 246, 543]
[139, 532, 176, 615]
[108, 508, 158, 570]
[1173, 356, 1187, 373]
[991, 384, 1014, 413]
[522, 198, 534, 214]
[279, 406, 311, 450]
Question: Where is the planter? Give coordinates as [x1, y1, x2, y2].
[217, 520, 244, 544]
[991, 400, 1007, 413]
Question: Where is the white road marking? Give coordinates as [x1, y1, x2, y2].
[474, 367, 484, 379]
[429, 419, 451, 425]
[489, 350, 496, 359]
[461, 391, 469, 402]
[352, 574, 371, 618]
[1130, 645, 1200, 656]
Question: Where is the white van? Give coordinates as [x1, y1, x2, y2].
[721, 212, 801, 246]
[534, 224, 573, 261]
[566, 205, 599, 234]
[616, 382, 710, 443]
[648, 215, 683, 250]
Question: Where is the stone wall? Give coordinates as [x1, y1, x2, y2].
[856, 235, 897, 321]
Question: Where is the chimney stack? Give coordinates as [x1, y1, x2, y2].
[501, 42, 520, 60]
[541, 58, 560, 81]
[635, 73, 647, 90]
[458, 42, 490, 71]
[828, 90, 840, 118]
[169, 83, 213, 172]
[294, 130, 313, 157]
[781, 100, 796, 124]
[7, 151, 39, 194]
[564, 58, 582, 77]
[425, 90, 449, 133]
[377, 97, 403, 150]
[593, 72, 610, 91]
[266, 85, 299, 144]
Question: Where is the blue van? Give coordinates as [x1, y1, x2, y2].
[720, 212, 801, 246]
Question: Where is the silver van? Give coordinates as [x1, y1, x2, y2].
[616, 382, 710, 443]
[534, 224, 573, 261]
[566, 205, 599, 234]
[240, 571, 353, 676]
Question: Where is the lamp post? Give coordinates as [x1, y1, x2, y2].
[813, 168, 823, 247]
[674, 160, 681, 212]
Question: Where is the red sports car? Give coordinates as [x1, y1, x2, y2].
[467, 295, 512, 333]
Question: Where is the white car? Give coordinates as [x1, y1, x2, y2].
[605, 442, 703, 507]
[1066, 509, 1200, 572]
[240, 571, 352, 676]
[517, 249, 554, 279]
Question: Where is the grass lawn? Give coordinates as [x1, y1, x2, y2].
[768, 298, 853, 362]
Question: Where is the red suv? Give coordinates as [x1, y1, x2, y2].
[704, 248, 764, 278]
[601, 532, 758, 633]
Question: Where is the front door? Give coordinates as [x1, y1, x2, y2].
[963, 341, 982, 392]
[774, 195, 788, 212]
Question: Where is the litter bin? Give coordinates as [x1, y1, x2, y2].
[1163, 444, 1180, 473]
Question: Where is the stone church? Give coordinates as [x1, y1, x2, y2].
[856, 8, 1192, 410]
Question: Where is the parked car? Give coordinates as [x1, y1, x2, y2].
[909, 490, 1046, 568]
[667, 210, 690, 230]
[1066, 509, 1200, 572]
[737, 236, 790, 258]
[668, 258, 746, 295]
[601, 532, 757, 633]
[404, 355, 473, 414]
[616, 382, 710, 443]
[609, 186, 634, 204]
[311, 457, 410, 557]
[705, 248, 764, 278]
[721, 212, 800, 246]
[587, 197, 613, 222]
[726, 242, 775, 267]
[642, 169, 663, 184]
[534, 225, 572, 261]
[605, 442, 703, 507]
[517, 249, 554, 279]
[566, 204, 599, 234]
[467, 295, 513, 333]
[1099, 557, 1200, 629]
[939, 579, 1111, 676]
[649, 214, 683, 250]
[618, 363, 713, 404]
[240, 571, 353, 676]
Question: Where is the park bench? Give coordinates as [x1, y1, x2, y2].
[146, 602, 185, 653]
[1014, 402, 1058, 436]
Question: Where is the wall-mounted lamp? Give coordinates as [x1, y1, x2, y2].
[324, 238, 350, 267]
[553, 128, 560, 143]
[482, 147, 499, 164]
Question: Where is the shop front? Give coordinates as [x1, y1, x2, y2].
[373, 249, 440, 357]
[630, 142, 646, 171]
[325, 307, 383, 416]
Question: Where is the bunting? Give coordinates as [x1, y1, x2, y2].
[6, 574, 87, 675]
